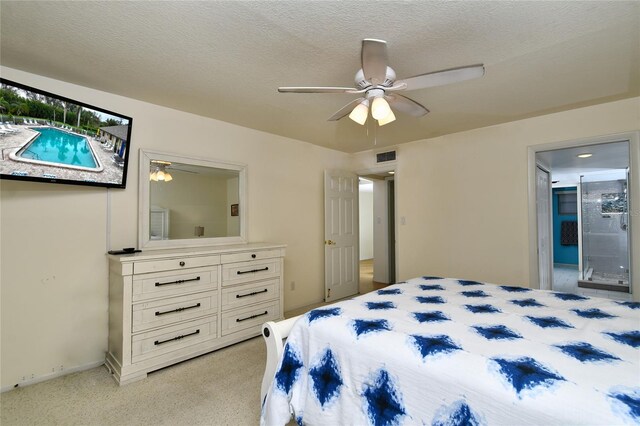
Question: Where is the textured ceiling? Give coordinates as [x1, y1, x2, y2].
[1, 1, 639, 153]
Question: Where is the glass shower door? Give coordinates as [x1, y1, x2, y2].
[579, 170, 630, 290]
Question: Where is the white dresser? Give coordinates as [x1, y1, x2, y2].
[106, 242, 285, 385]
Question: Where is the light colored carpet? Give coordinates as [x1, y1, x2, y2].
[0, 336, 265, 425]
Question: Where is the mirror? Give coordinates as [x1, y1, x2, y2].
[138, 149, 247, 249]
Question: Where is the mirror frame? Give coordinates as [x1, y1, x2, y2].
[138, 149, 247, 249]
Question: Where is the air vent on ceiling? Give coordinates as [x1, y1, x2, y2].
[376, 150, 397, 163]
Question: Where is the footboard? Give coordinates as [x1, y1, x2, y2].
[260, 315, 302, 404]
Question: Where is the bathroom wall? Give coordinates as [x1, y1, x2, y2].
[552, 187, 579, 265]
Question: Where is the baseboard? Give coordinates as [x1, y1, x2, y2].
[1, 360, 105, 393]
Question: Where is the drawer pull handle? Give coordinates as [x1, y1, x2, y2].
[179, 261, 186, 267]
[236, 311, 268, 323]
[154, 329, 200, 346]
[251, 254, 257, 259]
[236, 289, 268, 299]
[237, 267, 269, 275]
[155, 303, 201, 316]
[155, 276, 201, 287]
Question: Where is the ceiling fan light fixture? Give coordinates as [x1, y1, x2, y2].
[150, 163, 173, 182]
[371, 96, 391, 120]
[377, 108, 396, 126]
[349, 100, 369, 125]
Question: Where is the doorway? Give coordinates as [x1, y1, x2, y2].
[533, 139, 633, 300]
[536, 165, 553, 290]
[358, 171, 396, 294]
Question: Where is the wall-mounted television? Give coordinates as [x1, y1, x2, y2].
[0, 78, 132, 189]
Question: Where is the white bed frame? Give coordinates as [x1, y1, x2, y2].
[260, 315, 303, 403]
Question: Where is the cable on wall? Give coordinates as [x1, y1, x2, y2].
[106, 188, 111, 252]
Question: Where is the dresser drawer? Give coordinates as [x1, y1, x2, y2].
[131, 316, 217, 363]
[221, 279, 279, 311]
[133, 255, 220, 274]
[220, 300, 280, 336]
[132, 267, 217, 302]
[132, 291, 217, 333]
[221, 258, 281, 287]
[220, 249, 283, 265]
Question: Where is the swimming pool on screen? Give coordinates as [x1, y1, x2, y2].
[12, 127, 103, 171]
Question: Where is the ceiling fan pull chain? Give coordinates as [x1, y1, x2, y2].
[373, 119, 377, 145]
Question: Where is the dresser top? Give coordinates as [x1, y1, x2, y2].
[108, 242, 286, 263]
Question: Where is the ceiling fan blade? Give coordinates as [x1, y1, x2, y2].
[386, 94, 429, 117]
[278, 86, 357, 94]
[361, 39, 388, 86]
[396, 64, 485, 91]
[328, 97, 366, 121]
[385, 82, 408, 92]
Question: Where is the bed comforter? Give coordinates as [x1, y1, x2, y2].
[261, 277, 639, 425]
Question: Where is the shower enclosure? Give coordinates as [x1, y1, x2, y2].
[579, 170, 630, 292]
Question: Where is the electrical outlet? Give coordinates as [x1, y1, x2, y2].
[290, 281, 296, 291]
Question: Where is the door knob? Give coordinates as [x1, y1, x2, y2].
[325, 240, 336, 245]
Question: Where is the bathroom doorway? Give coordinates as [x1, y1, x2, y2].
[535, 140, 632, 300]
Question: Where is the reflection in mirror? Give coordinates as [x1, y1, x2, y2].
[149, 162, 240, 239]
[139, 150, 246, 249]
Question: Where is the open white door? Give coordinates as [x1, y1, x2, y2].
[536, 165, 553, 290]
[325, 169, 359, 302]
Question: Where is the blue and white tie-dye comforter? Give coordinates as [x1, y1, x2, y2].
[261, 277, 640, 425]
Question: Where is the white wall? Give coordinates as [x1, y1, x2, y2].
[373, 179, 390, 283]
[0, 66, 350, 389]
[352, 97, 640, 299]
[358, 185, 373, 260]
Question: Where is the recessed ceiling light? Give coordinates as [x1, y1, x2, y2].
[577, 153, 593, 158]
[388, 171, 395, 175]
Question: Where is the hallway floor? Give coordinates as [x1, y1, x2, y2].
[285, 259, 388, 318]
[553, 263, 632, 301]
[358, 258, 389, 294]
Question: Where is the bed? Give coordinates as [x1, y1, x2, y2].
[260, 276, 639, 425]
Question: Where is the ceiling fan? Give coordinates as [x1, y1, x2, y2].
[278, 39, 485, 126]
[149, 160, 198, 182]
